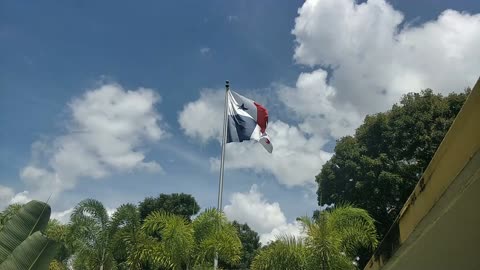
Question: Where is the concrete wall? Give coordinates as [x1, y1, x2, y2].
[364, 77, 480, 270]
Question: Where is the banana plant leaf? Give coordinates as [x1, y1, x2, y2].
[0, 231, 59, 270]
[0, 200, 51, 263]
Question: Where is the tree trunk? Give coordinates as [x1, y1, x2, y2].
[100, 247, 106, 270]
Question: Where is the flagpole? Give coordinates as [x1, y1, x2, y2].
[217, 80, 229, 213]
[214, 80, 229, 270]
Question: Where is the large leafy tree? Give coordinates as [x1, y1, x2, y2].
[317, 89, 470, 240]
[251, 205, 377, 270]
[139, 193, 200, 221]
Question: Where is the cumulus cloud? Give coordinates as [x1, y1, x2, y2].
[224, 184, 287, 233]
[212, 121, 332, 187]
[0, 185, 32, 210]
[180, 89, 332, 187]
[259, 221, 304, 245]
[0, 185, 15, 209]
[179, 89, 225, 143]
[181, 0, 480, 189]
[278, 69, 363, 139]
[51, 208, 74, 224]
[224, 185, 304, 244]
[292, 0, 480, 114]
[17, 83, 166, 201]
[9, 191, 32, 204]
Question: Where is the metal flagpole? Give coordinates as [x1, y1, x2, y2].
[214, 80, 230, 270]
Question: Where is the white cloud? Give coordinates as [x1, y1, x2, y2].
[19, 83, 166, 201]
[292, 0, 480, 114]
[10, 191, 31, 204]
[200, 47, 211, 55]
[0, 186, 32, 210]
[278, 69, 363, 139]
[0, 185, 15, 209]
[259, 221, 304, 245]
[178, 89, 224, 143]
[224, 184, 287, 233]
[51, 206, 117, 224]
[51, 208, 74, 224]
[180, 0, 480, 190]
[224, 185, 304, 245]
[211, 121, 332, 187]
[106, 207, 116, 218]
[180, 89, 332, 187]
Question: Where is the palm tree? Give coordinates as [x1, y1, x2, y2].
[251, 205, 378, 270]
[127, 208, 242, 269]
[192, 208, 242, 267]
[251, 235, 307, 270]
[69, 199, 115, 270]
[140, 211, 195, 269]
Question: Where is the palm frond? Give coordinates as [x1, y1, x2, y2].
[325, 205, 378, 255]
[70, 199, 109, 228]
[142, 211, 194, 269]
[251, 236, 307, 270]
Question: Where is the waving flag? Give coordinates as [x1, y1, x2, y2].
[226, 90, 273, 153]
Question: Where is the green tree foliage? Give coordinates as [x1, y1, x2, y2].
[46, 219, 72, 269]
[139, 193, 200, 221]
[138, 211, 195, 269]
[220, 221, 261, 269]
[69, 201, 145, 270]
[69, 199, 116, 270]
[49, 259, 68, 270]
[0, 203, 23, 231]
[251, 205, 377, 270]
[128, 208, 242, 269]
[192, 209, 242, 267]
[317, 89, 470, 240]
[251, 236, 307, 270]
[109, 203, 143, 270]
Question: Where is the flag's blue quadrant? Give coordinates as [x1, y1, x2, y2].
[226, 90, 273, 153]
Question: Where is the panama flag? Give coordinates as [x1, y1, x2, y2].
[226, 90, 273, 153]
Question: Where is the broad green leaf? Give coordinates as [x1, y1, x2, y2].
[0, 231, 59, 270]
[0, 200, 51, 263]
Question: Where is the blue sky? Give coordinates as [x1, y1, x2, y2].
[1, 0, 480, 242]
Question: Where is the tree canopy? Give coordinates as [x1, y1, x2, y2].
[316, 89, 470, 240]
[139, 193, 200, 221]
